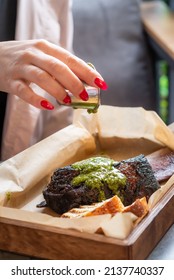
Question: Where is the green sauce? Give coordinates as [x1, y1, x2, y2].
[6, 191, 11, 201]
[72, 157, 126, 201]
[72, 102, 99, 114]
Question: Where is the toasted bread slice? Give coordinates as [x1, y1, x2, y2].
[61, 195, 149, 219]
[123, 197, 148, 217]
[61, 195, 124, 218]
[85, 195, 125, 217]
[62, 195, 149, 218]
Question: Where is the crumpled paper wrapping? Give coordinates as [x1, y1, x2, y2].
[0, 105, 174, 239]
[0, 125, 96, 205]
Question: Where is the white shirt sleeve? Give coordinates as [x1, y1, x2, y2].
[1, 0, 73, 161]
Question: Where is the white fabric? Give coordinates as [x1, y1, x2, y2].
[1, 0, 73, 161]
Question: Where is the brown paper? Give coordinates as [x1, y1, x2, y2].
[0, 106, 174, 239]
[0, 124, 96, 206]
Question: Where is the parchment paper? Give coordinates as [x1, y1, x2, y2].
[1, 105, 174, 239]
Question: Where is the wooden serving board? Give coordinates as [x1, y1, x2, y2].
[0, 185, 174, 260]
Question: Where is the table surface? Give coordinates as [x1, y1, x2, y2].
[0, 223, 174, 260]
[147, 223, 174, 260]
[141, 1, 174, 59]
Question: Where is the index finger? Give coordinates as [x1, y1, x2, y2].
[36, 40, 108, 90]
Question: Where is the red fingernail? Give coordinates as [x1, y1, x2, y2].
[63, 94, 71, 104]
[94, 77, 108, 90]
[40, 100, 54, 110]
[79, 89, 89, 101]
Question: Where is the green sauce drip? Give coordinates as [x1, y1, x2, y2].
[6, 192, 11, 201]
[72, 157, 126, 201]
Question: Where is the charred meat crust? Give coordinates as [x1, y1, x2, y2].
[40, 155, 160, 214]
[114, 155, 160, 206]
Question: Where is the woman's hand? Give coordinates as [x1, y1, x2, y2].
[0, 39, 108, 110]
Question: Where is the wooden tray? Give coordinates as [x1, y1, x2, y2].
[0, 185, 174, 260]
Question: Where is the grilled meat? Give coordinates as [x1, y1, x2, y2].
[114, 155, 160, 206]
[42, 165, 101, 214]
[147, 147, 174, 182]
[38, 155, 160, 214]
